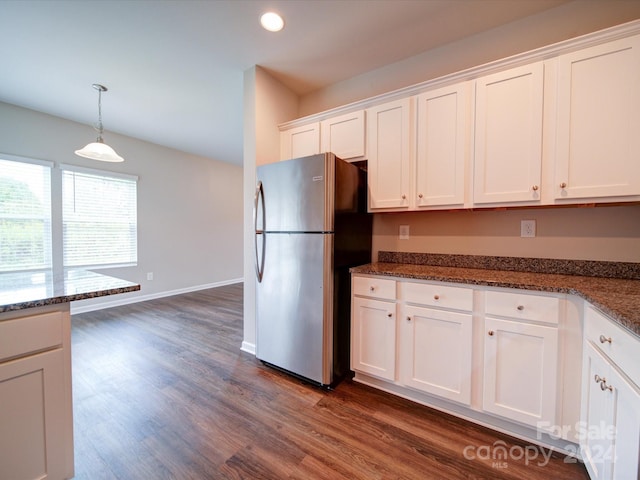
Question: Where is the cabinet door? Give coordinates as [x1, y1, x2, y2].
[483, 317, 558, 427]
[320, 110, 366, 161]
[366, 98, 412, 210]
[555, 35, 640, 200]
[280, 123, 320, 160]
[401, 305, 472, 405]
[351, 297, 396, 381]
[415, 83, 469, 208]
[581, 342, 615, 480]
[474, 63, 544, 204]
[0, 349, 69, 480]
[581, 342, 640, 480]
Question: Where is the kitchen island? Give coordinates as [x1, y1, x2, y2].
[0, 270, 139, 480]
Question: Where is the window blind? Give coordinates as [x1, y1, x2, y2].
[62, 167, 137, 268]
[0, 158, 52, 272]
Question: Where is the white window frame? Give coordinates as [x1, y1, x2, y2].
[0, 154, 53, 273]
[60, 164, 138, 270]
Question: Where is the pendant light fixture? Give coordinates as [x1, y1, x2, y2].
[75, 83, 124, 162]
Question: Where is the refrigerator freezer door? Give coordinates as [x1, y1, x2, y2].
[256, 154, 334, 233]
[256, 232, 333, 385]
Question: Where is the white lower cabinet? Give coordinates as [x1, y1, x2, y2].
[0, 307, 74, 480]
[351, 274, 581, 453]
[482, 317, 558, 427]
[580, 307, 640, 480]
[401, 305, 472, 404]
[351, 296, 397, 382]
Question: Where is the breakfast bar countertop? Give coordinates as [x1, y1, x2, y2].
[351, 259, 640, 338]
[0, 269, 140, 313]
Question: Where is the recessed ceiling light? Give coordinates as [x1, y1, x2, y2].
[260, 12, 284, 32]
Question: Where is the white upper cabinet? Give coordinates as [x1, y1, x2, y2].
[554, 34, 640, 200]
[473, 62, 544, 205]
[366, 98, 412, 211]
[280, 123, 320, 161]
[320, 110, 366, 161]
[414, 82, 470, 208]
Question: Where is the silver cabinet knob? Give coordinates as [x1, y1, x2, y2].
[517, 305, 524, 311]
[599, 334, 612, 344]
[401, 194, 406, 200]
[488, 330, 494, 336]
[560, 182, 567, 189]
[387, 312, 393, 318]
[418, 193, 423, 199]
[532, 185, 539, 191]
[406, 316, 411, 322]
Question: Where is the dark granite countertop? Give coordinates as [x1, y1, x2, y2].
[351, 256, 640, 338]
[0, 270, 140, 313]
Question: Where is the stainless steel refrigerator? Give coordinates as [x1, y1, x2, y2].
[254, 153, 371, 387]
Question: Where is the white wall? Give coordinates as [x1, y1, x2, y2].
[299, 1, 640, 116]
[0, 101, 243, 313]
[242, 66, 298, 354]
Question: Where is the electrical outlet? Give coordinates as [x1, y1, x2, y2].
[521, 220, 536, 238]
[399, 225, 410, 240]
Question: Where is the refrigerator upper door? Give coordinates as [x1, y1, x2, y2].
[256, 232, 333, 385]
[256, 153, 334, 233]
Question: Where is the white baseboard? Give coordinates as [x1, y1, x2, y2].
[240, 341, 256, 355]
[70, 278, 243, 315]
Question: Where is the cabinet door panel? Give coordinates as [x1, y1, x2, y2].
[483, 317, 558, 427]
[0, 349, 67, 480]
[415, 83, 469, 207]
[474, 63, 543, 204]
[366, 98, 411, 210]
[581, 342, 615, 480]
[280, 124, 320, 160]
[555, 35, 640, 200]
[351, 297, 396, 381]
[320, 110, 366, 160]
[402, 306, 472, 405]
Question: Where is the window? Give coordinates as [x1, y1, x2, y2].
[62, 165, 138, 268]
[0, 156, 52, 272]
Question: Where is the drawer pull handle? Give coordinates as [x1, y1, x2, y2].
[406, 316, 411, 322]
[418, 193, 423, 199]
[599, 335, 612, 344]
[370, 286, 375, 292]
[600, 380, 613, 392]
[387, 313, 393, 318]
[488, 330, 494, 336]
[594, 374, 614, 392]
[560, 182, 567, 189]
[532, 185, 539, 191]
[433, 295, 440, 300]
[517, 305, 524, 311]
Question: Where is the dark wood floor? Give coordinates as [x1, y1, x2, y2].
[71, 283, 589, 480]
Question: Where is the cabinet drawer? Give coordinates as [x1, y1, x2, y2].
[353, 276, 396, 300]
[585, 305, 639, 386]
[400, 282, 472, 311]
[0, 311, 64, 362]
[485, 290, 559, 325]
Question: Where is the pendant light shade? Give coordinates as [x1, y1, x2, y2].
[75, 84, 124, 162]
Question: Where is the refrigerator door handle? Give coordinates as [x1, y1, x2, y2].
[254, 181, 265, 282]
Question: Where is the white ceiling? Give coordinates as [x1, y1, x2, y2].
[0, 0, 569, 166]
